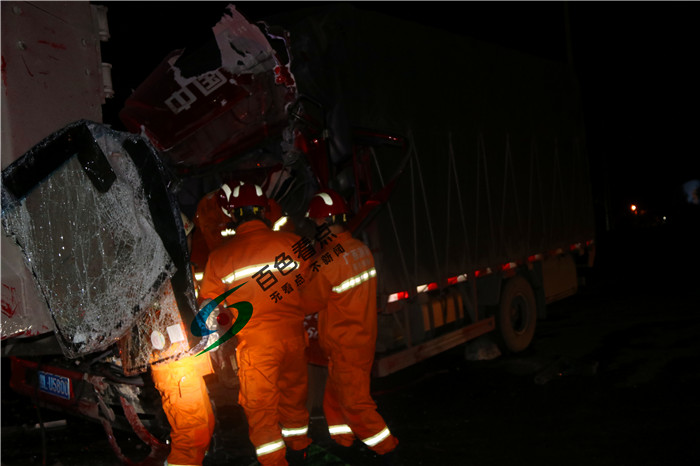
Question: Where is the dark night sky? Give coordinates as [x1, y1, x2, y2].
[96, 1, 700, 225]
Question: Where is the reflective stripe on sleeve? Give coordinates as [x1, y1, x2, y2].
[362, 426, 391, 447]
[256, 439, 286, 457]
[221, 262, 275, 284]
[331, 268, 377, 293]
[328, 424, 353, 435]
[281, 425, 309, 438]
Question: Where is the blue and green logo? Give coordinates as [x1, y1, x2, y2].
[190, 282, 253, 356]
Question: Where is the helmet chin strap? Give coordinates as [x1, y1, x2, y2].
[326, 213, 348, 226]
[232, 206, 267, 228]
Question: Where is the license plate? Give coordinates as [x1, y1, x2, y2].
[38, 371, 71, 400]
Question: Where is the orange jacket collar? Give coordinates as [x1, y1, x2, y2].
[235, 219, 269, 235]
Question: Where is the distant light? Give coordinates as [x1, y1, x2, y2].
[630, 204, 637, 212]
[221, 228, 236, 237]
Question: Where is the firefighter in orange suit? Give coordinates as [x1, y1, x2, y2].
[150, 213, 216, 466]
[194, 187, 234, 254]
[301, 189, 399, 462]
[150, 355, 215, 466]
[199, 183, 312, 466]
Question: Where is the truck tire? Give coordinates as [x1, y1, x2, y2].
[496, 275, 537, 353]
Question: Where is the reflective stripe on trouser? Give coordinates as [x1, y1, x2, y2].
[281, 424, 311, 452]
[323, 351, 399, 454]
[151, 356, 215, 466]
[237, 335, 311, 465]
[256, 439, 286, 457]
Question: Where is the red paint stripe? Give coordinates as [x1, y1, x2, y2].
[37, 40, 67, 50]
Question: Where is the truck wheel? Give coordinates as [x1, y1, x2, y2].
[496, 275, 537, 353]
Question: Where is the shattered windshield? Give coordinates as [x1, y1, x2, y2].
[2, 122, 176, 358]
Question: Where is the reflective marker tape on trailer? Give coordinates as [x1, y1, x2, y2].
[501, 262, 518, 271]
[387, 290, 409, 303]
[385, 239, 596, 303]
[38, 371, 71, 400]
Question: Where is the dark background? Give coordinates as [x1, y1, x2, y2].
[94, 1, 700, 233]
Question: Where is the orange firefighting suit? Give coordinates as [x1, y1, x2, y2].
[301, 230, 399, 455]
[199, 219, 312, 465]
[150, 353, 215, 466]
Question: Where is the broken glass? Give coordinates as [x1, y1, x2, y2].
[1, 121, 177, 358]
[118, 278, 193, 375]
